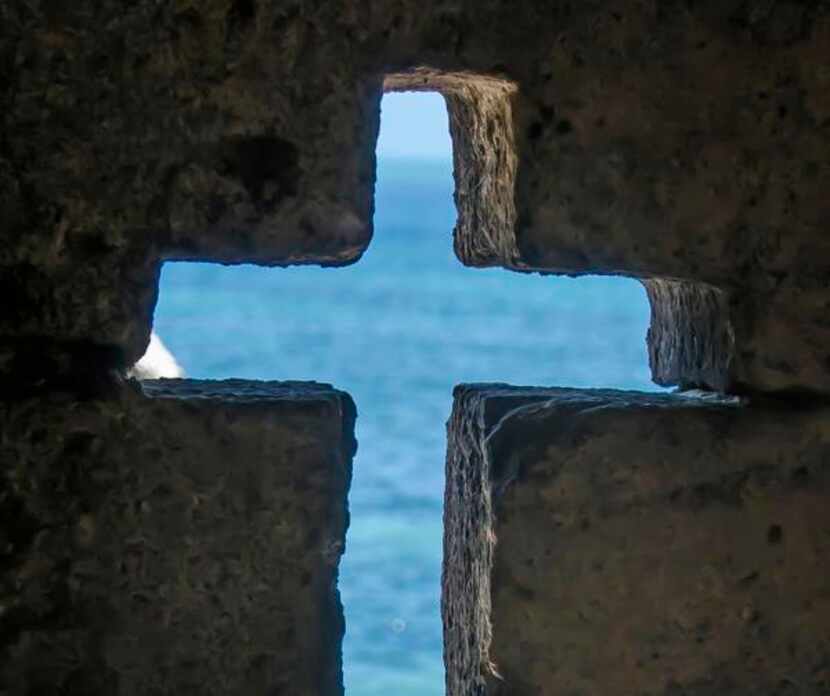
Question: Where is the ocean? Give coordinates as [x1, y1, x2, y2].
[153, 156, 660, 695]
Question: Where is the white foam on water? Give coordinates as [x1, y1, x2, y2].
[129, 332, 185, 379]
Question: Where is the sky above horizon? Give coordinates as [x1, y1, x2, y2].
[377, 92, 452, 160]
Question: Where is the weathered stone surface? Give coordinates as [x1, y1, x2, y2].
[2, 1, 829, 392]
[6, 3, 830, 690]
[643, 279, 735, 393]
[385, 69, 519, 270]
[445, 384, 830, 696]
[643, 278, 830, 395]
[0, 379, 356, 696]
[1, 1, 382, 363]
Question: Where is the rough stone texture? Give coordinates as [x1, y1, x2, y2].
[445, 384, 830, 696]
[4, 2, 830, 690]
[2, 1, 829, 392]
[643, 278, 830, 395]
[386, 70, 518, 275]
[0, 378, 356, 696]
[643, 279, 735, 393]
[0, 0, 382, 365]
[386, 69, 519, 269]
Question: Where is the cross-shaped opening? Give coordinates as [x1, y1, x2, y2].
[137, 86, 660, 696]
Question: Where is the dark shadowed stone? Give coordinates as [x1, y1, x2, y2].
[643, 279, 735, 393]
[445, 384, 830, 696]
[0, 379, 356, 696]
[2, 1, 829, 392]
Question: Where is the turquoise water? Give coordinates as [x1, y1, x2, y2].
[153, 156, 659, 696]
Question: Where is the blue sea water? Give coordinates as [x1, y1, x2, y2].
[153, 156, 660, 696]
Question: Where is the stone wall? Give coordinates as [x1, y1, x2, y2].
[0, 379, 356, 696]
[445, 384, 830, 695]
[2, 1, 830, 694]
[2, 0, 828, 393]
